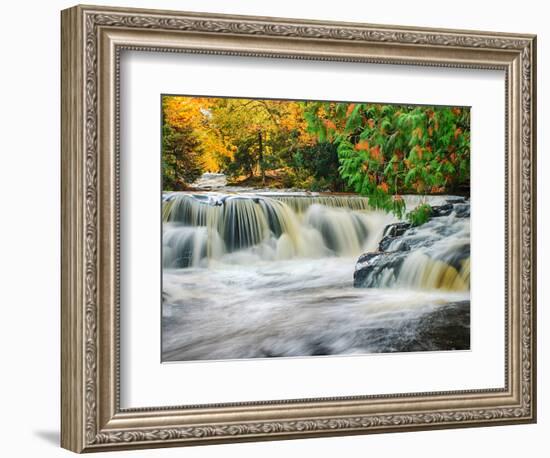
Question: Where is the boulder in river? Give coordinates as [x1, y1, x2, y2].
[430, 203, 454, 217]
[378, 222, 412, 252]
[351, 300, 470, 352]
[353, 251, 407, 287]
[354, 199, 471, 290]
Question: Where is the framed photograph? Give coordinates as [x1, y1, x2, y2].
[61, 4, 537, 453]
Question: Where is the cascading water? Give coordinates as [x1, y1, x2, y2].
[353, 206, 470, 291]
[162, 191, 470, 361]
[162, 193, 383, 267]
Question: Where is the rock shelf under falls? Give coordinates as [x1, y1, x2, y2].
[353, 198, 470, 291]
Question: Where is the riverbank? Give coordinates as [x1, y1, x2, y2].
[181, 172, 471, 198]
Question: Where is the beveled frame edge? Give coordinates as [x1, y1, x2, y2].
[60, 4, 537, 453]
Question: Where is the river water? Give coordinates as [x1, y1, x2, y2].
[161, 191, 470, 361]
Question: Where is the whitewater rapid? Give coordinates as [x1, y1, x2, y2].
[161, 192, 470, 361]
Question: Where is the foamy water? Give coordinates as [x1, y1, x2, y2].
[161, 192, 470, 361]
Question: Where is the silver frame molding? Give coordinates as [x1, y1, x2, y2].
[61, 4, 537, 453]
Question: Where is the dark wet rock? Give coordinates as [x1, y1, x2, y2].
[382, 222, 411, 238]
[411, 301, 470, 350]
[379, 223, 412, 251]
[430, 199, 469, 218]
[430, 203, 454, 217]
[453, 203, 470, 218]
[354, 240, 469, 289]
[354, 199, 471, 289]
[429, 200, 470, 219]
[378, 235, 411, 252]
[356, 252, 382, 266]
[442, 242, 470, 272]
[354, 251, 407, 287]
[353, 301, 470, 352]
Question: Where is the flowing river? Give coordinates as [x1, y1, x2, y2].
[162, 191, 470, 362]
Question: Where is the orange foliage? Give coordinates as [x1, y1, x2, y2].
[370, 145, 382, 162]
[354, 140, 370, 151]
[163, 96, 233, 171]
[163, 96, 316, 172]
[454, 127, 462, 139]
[415, 145, 423, 160]
[323, 119, 337, 130]
[280, 101, 315, 145]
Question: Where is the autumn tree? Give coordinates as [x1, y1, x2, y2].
[162, 96, 469, 198]
[162, 122, 203, 189]
[211, 98, 314, 185]
[162, 96, 234, 189]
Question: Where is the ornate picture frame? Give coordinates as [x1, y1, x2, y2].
[61, 4, 536, 453]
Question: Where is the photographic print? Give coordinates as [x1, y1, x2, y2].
[161, 95, 471, 362]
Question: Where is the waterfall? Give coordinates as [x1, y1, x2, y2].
[163, 191, 470, 293]
[162, 192, 386, 267]
[162, 191, 470, 361]
[354, 201, 470, 291]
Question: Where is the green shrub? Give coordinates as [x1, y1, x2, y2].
[407, 204, 432, 226]
[303, 102, 470, 216]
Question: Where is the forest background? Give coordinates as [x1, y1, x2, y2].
[162, 96, 470, 217]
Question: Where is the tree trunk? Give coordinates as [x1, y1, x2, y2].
[258, 131, 265, 186]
